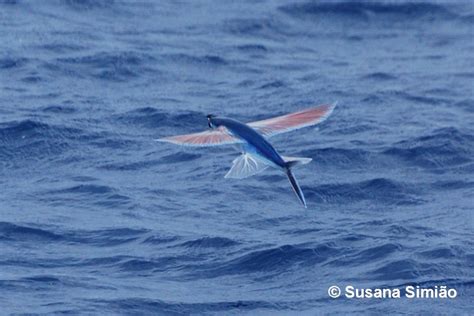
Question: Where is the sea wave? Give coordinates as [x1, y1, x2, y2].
[1, 0, 472, 314]
[279, 2, 460, 22]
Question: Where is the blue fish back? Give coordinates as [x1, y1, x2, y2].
[215, 118, 286, 168]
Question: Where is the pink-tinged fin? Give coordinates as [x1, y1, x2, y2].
[248, 103, 336, 137]
[156, 128, 241, 147]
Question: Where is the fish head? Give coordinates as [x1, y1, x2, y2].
[207, 114, 217, 129]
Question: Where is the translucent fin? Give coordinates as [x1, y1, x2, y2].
[282, 156, 312, 168]
[225, 153, 269, 179]
[248, 103, 336, 137]
[156, 127, 241, 147]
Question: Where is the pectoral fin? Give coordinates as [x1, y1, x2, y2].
[225, 153, 269, 179]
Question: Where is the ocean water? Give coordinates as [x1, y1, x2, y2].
[1, 0, 473, 314]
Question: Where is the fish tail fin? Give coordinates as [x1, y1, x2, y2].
[285, 167, 307, 208]
[282, 156, 312, 169]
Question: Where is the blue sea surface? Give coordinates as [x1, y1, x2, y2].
[1, 0, 473, 314]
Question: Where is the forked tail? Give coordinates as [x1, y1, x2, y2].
[285, 167, 307, 208]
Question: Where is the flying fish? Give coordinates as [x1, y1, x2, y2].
[157, 103, 336, 208]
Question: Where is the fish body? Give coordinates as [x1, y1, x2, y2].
[211, 117, 286, 168]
